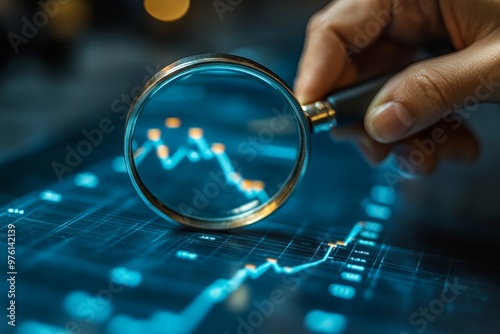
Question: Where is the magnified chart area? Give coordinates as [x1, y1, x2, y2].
[131, 67, 302, 221]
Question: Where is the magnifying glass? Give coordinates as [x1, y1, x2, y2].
[124, 53, 393, 230]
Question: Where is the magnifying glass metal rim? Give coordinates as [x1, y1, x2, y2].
[124, 53, 311, 230]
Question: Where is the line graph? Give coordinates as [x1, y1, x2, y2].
[121, 118, 269, 202]
[107, 221, 375, 334]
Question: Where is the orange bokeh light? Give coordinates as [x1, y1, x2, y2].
[147, 129, 161, 141]
[157, 145, 169, 159]
[211, 143, 226, 154]
[188, 128, 203, 139]
[165, 117, 181, 128]
[144, 0, 190, 22]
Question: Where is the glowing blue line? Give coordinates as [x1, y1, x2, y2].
[189, 137, 213, 159]
[134, 141, 153, 166]
[151, 139, 201, 169]
[213, 152, 236, 177]
[164, 147, 196, 169]
[131, 132, 270, 202]
[275, 247, 335, 274]
[107, 222, 366, 334]
[261, 145, 297, 160]
[344, 222, 363, 245]
[256, 191, 269, 203]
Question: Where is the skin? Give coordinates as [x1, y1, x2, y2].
[294, 0, 500, 174]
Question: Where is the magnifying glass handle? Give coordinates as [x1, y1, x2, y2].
[302, 72, 395, 133]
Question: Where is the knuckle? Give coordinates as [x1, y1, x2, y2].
[306, 11, 325, 34]
[407, 65, 454, 112]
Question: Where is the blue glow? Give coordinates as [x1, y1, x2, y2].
[360, 231, 379, 240]
[261, 145, 297, 159]
[329, 283, 356, 300]
[74, 172, 99, 188]
[212, 147, 236, 175]
[363, 221, 383, 233]
[344, 221, 363, 244]
[198, 235, 216, 241]
[108, 316, 146, 334]
[175, 250, 198, 261]
[39, 190, 62, 203]
[370, 185, 396, 205]
[208, 286, 224, 299]
[304, 309, 347, 334]
[107, 222, 366, 334]
[365, 202, 392, 220]
[379, 154, 419, 180]
[346, 264, 365, 272]
[134, 141, 154, 166]
[17, 321, 66, 334]
[110, 267, 143, 288]
[190, 137, 213, 159]
[112, 156, 127, 172]
[7, 208, 24, 214]
[349, 257, 367, 263]
[341, 272, 362, 282]
[160, 147, 193, 168]
[359, 239, 376, 247]
[63, 290, 113, 323]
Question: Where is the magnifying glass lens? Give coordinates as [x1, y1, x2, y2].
[129, 63, 305, 227]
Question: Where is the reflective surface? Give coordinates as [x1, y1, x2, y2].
[127, 61, 306, 227]
[3, 123, 500, 334]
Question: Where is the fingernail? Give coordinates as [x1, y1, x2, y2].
[366, 102, 414, 143]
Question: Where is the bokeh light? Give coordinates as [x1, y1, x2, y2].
[144, 0, 190, 22]
[48, 0, 91, 38]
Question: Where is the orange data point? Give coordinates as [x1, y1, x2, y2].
[266, 258, 277, 264]
[165, 117, 181, 128]
[327, 243, 337, 248]
[245, 264, 256, 270]
[336, 241, 346, 246]
[252, 181, 265, 192]
[242, 180, 253, 191]
[211, 143, 226, 154]
[157, 145, 169, 159]
[188, 128, 203, 139]
[147, 129, 161, 141]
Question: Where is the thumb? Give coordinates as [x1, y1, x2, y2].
[364, 40, 500, 143]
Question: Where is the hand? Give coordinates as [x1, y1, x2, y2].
[294, 0, 500, 173]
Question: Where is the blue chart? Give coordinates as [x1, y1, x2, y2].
[5, 111, 500, 334]
[118, 117, 269, 203]
[107, 221, 379, 334]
